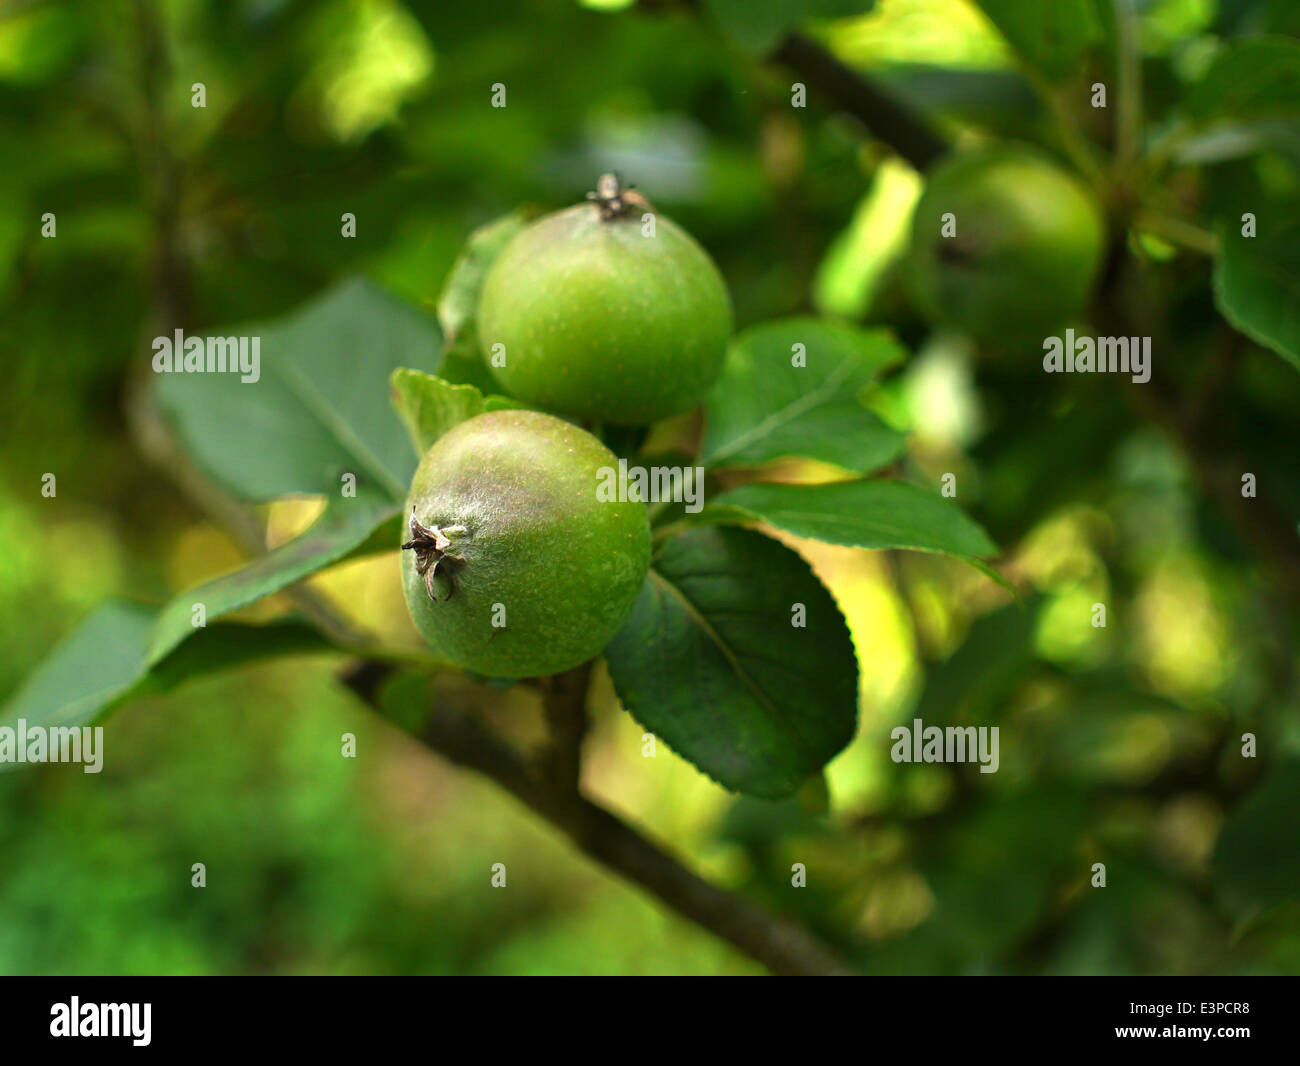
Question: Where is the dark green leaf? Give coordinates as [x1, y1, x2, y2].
[142, 619, 335, 696]
[1213, 216, 1300, 372]
[921, 787, 1089, 953]
[972, 0, 1100, 75]
[1188, 36, 1300, 124]
[1214, 759, 1300, 919]
[912, 599, 1038, 727]
[705, 479, 998, 558]
[337, 510, 406, 562]
[701, 317, 906, 473]
[606, 526, 858, 799]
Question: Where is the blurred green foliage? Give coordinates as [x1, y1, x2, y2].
[1, 0, 1298, 974]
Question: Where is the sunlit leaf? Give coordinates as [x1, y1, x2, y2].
[705, 479, 998, 558]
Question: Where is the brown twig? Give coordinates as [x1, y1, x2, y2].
[639, 2, 949, 170]
[133, 0, 191, 334]
[343, 660, 858, 976]
[767, 32, 949, 171]
[540, 663, 592, 793]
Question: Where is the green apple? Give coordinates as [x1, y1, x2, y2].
[907, 146, 1106, 346]
[400, 408, 651, 677]
[477, 177, 732, 424]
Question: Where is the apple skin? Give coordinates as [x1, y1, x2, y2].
[477, 202, 732, 424]
[906, 147, 1107, 347]
[401, 409, 651, 678]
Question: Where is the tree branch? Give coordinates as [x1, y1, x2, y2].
[767, 32, 949, 171]
[342, 661, 858, 976]
[540, 662, 592, 793]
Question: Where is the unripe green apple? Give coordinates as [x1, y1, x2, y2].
[400, 408, 651, 677]
[477, 176, 732, 424]
[906, 146, 1106, 346]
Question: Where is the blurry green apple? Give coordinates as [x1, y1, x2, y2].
[907, 146, 1106, 347]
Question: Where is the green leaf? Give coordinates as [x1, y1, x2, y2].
[375, 668, 434, 735]
[715, 792, 833, 849]
[0, 604, 333, 746]
[911, 599, 1039, 727]
[1213, 216, 1300, 372]
[437, 211, 530, 344]
[701, 317, 906, 474]
[1214, 760, 1300, 920]
[146, 491, 399, 664]
[1187, 36, 1300, 124]
[971, 0, 1100, 75]
[701, 0, 872, 56]
[0, 603, 156, 733]
[435, 211, 530, 392]
[705, 479, 998, 559]
[389, 368, 521, 457]
[1, 491, 393, 743]
[142, 279, 435, 687]
[921, 787, 1089, 954]
[143, 619, 335, 697]
[2, 274, 457, 741]
[338, 509, 407, 562]
[436, 333, 501, 394]
[154, 276, 439, 503]
[606, 526, 858, 799]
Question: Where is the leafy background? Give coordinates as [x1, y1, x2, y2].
[1, 0, 1298, 974]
